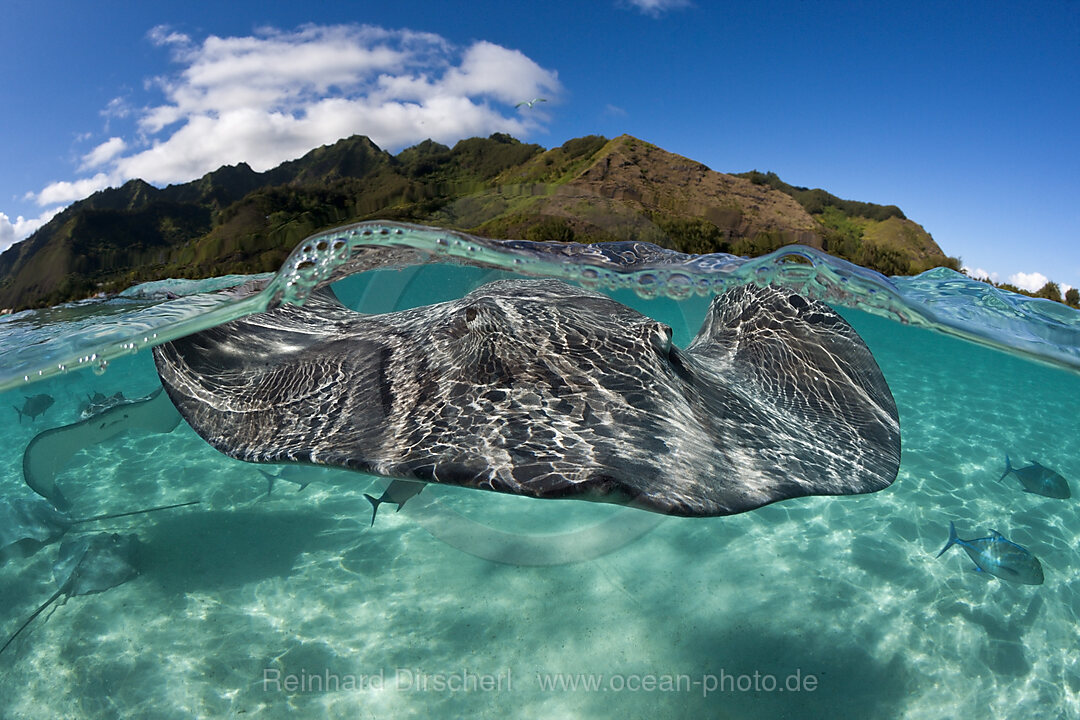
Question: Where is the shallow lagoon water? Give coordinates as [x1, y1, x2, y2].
[1, 223, 1079, 718]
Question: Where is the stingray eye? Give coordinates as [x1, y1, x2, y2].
[648, 323, 674, 355]
[465, 306, 478, 322]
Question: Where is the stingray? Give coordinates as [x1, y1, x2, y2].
[0, 495, 199, 559]
[153, 279, 901, 517]
[0, 532, 141, 656]
[23, 387, 182, 510]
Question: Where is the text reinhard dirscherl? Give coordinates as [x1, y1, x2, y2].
[263, 668, 512, 694]
[262, 668, 819, 697]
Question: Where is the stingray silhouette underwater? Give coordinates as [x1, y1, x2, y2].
[0, 533, 142, 657]
[22, 387, 182, 511]
[152, 277, 901, 517]
[0, 495, 200, 560]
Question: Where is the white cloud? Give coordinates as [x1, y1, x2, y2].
[1009, 271, 1051, 293]
[25, 23, 562, 207]
[966, 267, 1072, 297]
[621, 0, 693, 16]
[147, 25, 191, 48]
[963, 266, 999, 283]
[0, 209, 63, 253]
[31, 173, 114, 207]
[103, 97, 133, 120]
[0, 215, 14, 254]
[80, 137, 128, 170]
[442, 42, 556, 105]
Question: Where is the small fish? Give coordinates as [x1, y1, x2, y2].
[13, 394, 54, 423]
[936, 521, 1044, 585]
[258, 468, 311, 496]
[999, 455, 1071, 499]
[365, 479, 425, 526]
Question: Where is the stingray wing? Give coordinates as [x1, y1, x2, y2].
[154, 287, 394, 468]
[676, 284, 901, 513]
[23, 388, 182, 510]
[53, 533, 141, 595]
[0, 497, 72, 551]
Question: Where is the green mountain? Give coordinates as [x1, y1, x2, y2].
[0, 133, 960, 311]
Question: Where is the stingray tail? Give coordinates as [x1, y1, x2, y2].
[0, 587, 64, 657]
[936, 521, 960, 558]
[998, 455, 1013, 482]
[364, 494, 383, 527]
[71, 500, 200, 525]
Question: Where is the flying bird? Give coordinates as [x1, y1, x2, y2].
[515, 98, 547, 109]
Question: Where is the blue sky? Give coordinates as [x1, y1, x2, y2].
[1, 0, 1077, 291]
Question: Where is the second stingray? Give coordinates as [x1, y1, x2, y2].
[153, 279, 901, 517]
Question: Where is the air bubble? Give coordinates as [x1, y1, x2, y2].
[580, 268, 600, 288]
[665, 273, 693, 300]
[635, 273, 659, 300]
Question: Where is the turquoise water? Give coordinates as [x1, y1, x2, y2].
[1, 223, 1079, 718]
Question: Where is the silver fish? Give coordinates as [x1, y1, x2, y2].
[999, 455, 1070, 499]
[936, 522, 1044, 585]
[365, 480, 425, 526]
[13, 394, 53, 423]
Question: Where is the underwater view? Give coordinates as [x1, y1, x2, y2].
[2, 221, 1080, 719]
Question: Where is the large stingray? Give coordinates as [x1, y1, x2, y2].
[23, 387, 181, 510]
[153, 279, 901, 516]
[0, 532, 141, 656]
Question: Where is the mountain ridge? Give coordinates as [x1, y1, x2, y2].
[0, 133, 960, 311]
